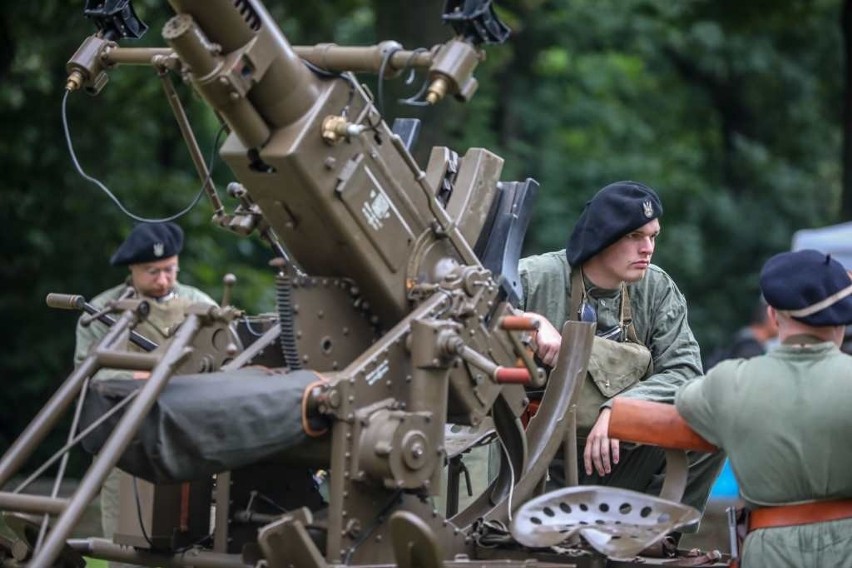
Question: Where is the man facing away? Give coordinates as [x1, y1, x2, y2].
[677, 249, 852, 567]
[517, 180, 723, 531]
[74, 222, 215, 565]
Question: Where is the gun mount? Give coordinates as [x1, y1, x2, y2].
[0, 1, 729, 567]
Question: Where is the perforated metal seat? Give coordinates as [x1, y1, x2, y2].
[510, 486, 700, 560]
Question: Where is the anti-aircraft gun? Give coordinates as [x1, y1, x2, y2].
[0, 1, 728, 567]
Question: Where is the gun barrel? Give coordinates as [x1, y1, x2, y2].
[86, 306, 158, 352]
[46, 293, 85, 310]
[165, 0, 321, 143]
[47, 293, 158, 352]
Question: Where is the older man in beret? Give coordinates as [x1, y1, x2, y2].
[676, 250, 852, 567]
[518, 181, 722, 536]
[73, 221, 215, 564]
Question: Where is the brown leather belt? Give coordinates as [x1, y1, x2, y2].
[749, 499, 852, 532]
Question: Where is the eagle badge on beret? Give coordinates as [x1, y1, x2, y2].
[110, 222, 184, 266]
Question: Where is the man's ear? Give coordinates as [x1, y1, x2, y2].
[766, 305, 779, 327]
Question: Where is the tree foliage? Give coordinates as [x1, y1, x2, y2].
[0, 0, 849, 458]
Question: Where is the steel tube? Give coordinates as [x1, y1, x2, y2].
[102, 47, 175, 66]
[158, 69, 225, 217]
[68, 538, 251, 568]
[292, 43, 433, 75]
[31, 316, 202, 568]
[221, 323, 280, 371]
[451, 321, 595, 527]
[95, 349, 160, 371]
[0, 493, 68, 516]
[0, 310, 137, 488]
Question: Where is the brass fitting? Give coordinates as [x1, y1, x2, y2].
[425, 76, 449, 105]
[65, 70, 84, 92]
[425, 39, 481, 104]
[321, 115, 367, 145]
[65, 35, 111, 94]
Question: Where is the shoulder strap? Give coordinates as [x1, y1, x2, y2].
[569, 268, 583, 322]
[620, 285, 640, 343]
[572, 270, 642, 344]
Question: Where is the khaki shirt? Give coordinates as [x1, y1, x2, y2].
[676, 342, 852, 567]
[74, 281, 216, 380]
[518, 249, 702, 403]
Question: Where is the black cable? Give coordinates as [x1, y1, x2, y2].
[132, 476, 156, 548]
[62, 89, 226, 223]
[300, 59, 359, 122]
[342, 489, 403, 565]
[301, 59, 342, 79]
[376, 46, 402, 117]
[397, 48, 432, 107]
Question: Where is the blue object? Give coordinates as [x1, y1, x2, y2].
[710, 459, 739, 499]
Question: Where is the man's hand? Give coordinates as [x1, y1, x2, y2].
[583, 408, 620, 476]
[525, 312, 561, 367]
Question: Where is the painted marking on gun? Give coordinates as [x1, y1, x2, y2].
[366, 358, 390, 385]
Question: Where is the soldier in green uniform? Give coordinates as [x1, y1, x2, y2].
[73, 222, 215, 566]
[518, 181, 722, 528]
[676, 249, 852, 568]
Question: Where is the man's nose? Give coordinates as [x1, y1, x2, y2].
[639, 237, 654, 254]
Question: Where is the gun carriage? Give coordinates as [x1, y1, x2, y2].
[0, 2, 728, 567]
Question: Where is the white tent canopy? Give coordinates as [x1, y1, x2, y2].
[792, 221, 852, 269]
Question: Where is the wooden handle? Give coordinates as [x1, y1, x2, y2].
[609, 398, 717, 453]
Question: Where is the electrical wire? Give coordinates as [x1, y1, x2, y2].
[61, 89, 225, 223]
[246, 490, 288, 514]
[132, 476, 156, 548]
[240, 316, 267, 337]
[376, 46, 402, 116]
[342, 489, 403, 565]
[397, 48, 432, 107]
[498, 432, 516, 523]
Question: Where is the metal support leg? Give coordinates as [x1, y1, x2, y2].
[0, 311, 138, 488]
[30, 315, 202, 568]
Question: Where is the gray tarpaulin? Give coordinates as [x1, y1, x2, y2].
[80, 368, 322, 483]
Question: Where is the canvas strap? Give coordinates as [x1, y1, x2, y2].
[570, 269, 640, 343]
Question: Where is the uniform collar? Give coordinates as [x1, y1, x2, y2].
[580, 270, 621, 299]
[151, 290, 177, 303]
[782, 333, 826, 346]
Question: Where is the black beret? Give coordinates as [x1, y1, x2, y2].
[110, 222, 184, 266]
[760, 249, 852, 326]
[566, 181, 663, 267]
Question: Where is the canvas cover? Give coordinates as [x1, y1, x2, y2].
[80, 368, 320, 483]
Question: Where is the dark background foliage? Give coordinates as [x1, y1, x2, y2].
[2, 0, 851, 466]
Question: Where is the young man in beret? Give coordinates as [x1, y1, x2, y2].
[518, 181, 722, 532]
[676, 250, 852, 567]
[73, 222, 215, 564]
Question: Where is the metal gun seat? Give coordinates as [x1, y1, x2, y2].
[511, 398, 719, 559]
